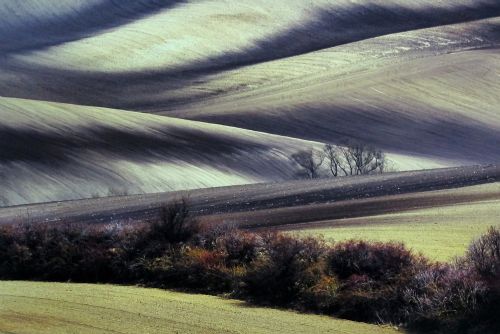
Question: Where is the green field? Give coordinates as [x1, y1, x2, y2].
[0, 281, 400, 334]
[291, 199, 500, 262]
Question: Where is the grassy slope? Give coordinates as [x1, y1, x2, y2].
[0, 96, 451, 207]
[6, 1, 496, 72]
[171, 22, 500, 165]
[0, 97, 324, 206]
[1, 2, 499, 206]
[1, 3, 498, 166]
[0, 281, 400, 334]
[289, 183, 500, 262]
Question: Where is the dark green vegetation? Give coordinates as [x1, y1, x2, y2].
[1, 202, 499, 333]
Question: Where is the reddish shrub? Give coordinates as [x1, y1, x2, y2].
[328, 240, 421, 282]
[144, 246, 234, 293]
[1, 216, 499, 333]
[215, 229, 264, 265]
[242, 234, 327, 306]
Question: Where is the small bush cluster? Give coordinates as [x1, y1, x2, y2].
[0, 204, 499, 334]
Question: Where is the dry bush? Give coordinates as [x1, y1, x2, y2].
[143, 245, 235, 293]
[242, 234, 328, 306]
[327, 240, 422, 282]
[1, 216, 499, 333]
[464, 227, 500, 281]
[0, 223, 125, 282]
[153, 198, 197, 243]
[399, 264, 490, 333]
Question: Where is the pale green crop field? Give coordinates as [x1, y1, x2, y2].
[0, 281, 401, 334]
[291, 199, 500, 262]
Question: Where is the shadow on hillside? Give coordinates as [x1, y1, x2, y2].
[232, 300, 421, 333]
[0, 125, 271, 167]
[191, 104, 500, 165]
[0, 0, 187, 54]
[0, 2, 499, 109]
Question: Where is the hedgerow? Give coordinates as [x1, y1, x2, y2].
[0, 201, 498, 333]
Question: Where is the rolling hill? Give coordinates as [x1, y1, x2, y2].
[0, 96, 325, 206]
[0, 1, 499, 204]
[0, 1, 499, 207]
[2, 2, 500, 332]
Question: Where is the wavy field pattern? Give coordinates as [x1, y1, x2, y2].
[1, 0, 499, 205]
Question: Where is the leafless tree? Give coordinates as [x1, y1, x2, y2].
[290, 149, 324, 179]
[323, 142, 386, 177]
[344, 142, 385, 175]
[323, 144, 347, 177]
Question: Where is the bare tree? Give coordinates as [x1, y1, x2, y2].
[290, 149, 324, 179]
[344, 142, 385, 175]
[323, 141, 386, 177]
[323, 144, 347, 177]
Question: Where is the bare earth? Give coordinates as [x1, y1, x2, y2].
[1, 165, 498, 227]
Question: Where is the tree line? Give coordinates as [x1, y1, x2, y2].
[290, 141, 387, 179]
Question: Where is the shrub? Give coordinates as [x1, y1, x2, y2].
[458, 227, 500, 333]
[0, 200, 195, 282]
[333, 286, 398, 323]
[327, 240, 422, 282]
[1, 215, 499, 333]
[150, 199, 197, 244]
[300, 274, 340, 312]
[464, 227, 500, 281]
[121, 200, 198, 264]
[399, 263, 490, 333]
[143, 246, 234, 293]
[215, 229, 264, 266]
[0, 223, 119, 282]
[242, 234, 327, 307]
[324, 240, 430, 323]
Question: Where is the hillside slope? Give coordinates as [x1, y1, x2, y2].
[1, 96, 450, 206]
[1, 1, 498, 110]
[0, 1, 499, 205]
[0, 97, 323, 206]
[0, 281, 400, 334]
[168, 20, 500, 165]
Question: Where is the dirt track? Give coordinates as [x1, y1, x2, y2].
[1, 165, 498, 227]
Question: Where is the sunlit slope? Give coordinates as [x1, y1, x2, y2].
[0, 0, 184, 55]
[1, 0, 499, 206]
[0, 97, 322, 206]
[1, 165, 497, 226]
[169, 19, 500, 165]
[4, 0, 498, 68]
[176, 48, 500, 165]
[0, 1, 498, 168]
[0, 282, 400, 334]
[0, 0, 498, 109]
[289, 183, 500, 261]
